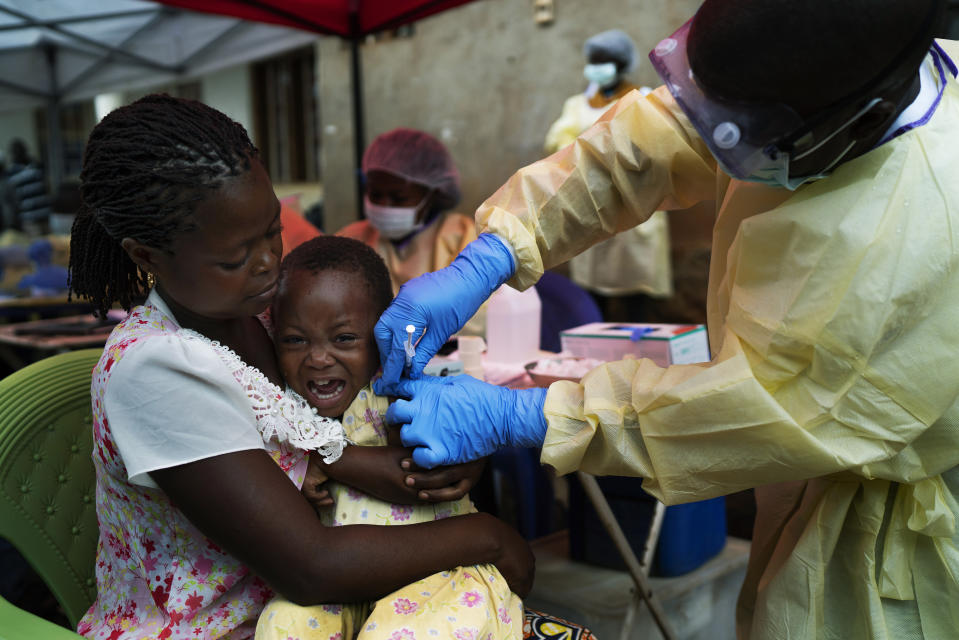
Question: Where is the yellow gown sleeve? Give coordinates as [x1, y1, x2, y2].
[542, 134, 959, 504]
[477, 86, 717, 290]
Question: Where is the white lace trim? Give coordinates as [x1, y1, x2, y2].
[178, 329, 348, 464]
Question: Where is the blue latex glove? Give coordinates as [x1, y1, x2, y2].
[386, 375, 549, 469]
[374, 233, 516, 393]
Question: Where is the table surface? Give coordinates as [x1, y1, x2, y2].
[0, 313, 115, 351]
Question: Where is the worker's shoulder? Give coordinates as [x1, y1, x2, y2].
[935, 38, 959, 61]
[436, 211, 477, 233]
[336, 219, 375, 241]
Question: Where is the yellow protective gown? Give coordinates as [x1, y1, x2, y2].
[476, 42, 959, 640]
[544, 84, 641, 154]
[545, 84, 673, 299]
[338, 211, 487, 337]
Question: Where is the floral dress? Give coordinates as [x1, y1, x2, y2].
[255, 385, 524, 640]
[77, 291, 346, 640]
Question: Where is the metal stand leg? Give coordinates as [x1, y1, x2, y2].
[577, 472, 677, 640]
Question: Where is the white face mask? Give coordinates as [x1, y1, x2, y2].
[364, 195, 427, 240]
[740, 98, 883, 190]
[583, 62, 618, 88]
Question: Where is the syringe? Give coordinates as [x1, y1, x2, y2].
[404, 324, 416, 369]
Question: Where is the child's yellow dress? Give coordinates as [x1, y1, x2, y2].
[256, 384, 523, 640]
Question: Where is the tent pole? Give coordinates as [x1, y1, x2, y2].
[349, 2, 366, 216]
[43, 44, 64, 197]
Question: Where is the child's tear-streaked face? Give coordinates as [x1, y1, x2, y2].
[272, 267, 380, 418]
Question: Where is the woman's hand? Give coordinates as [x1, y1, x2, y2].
[481, 513, 535, 597]
[318, 445, 421, 504]
[323, 446, 487, 504]
[402, 456, 486, 502]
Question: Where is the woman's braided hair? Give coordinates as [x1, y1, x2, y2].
[68, 94, 259, 317]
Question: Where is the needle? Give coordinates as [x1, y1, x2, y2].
[404, 324, 416, 368]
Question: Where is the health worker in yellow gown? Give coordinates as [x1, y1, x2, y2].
[373, 1, 959, 638]
[545, 29, 673, 320]
[338, 128, 485, 336]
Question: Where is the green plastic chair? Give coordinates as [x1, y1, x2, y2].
[0, 349, 102, 639]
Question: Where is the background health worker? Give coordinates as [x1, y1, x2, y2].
[544, 29, 673, 323]
[338, 127, 486, 336]
[375, 0, 959, 638]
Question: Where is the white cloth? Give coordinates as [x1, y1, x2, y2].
[104, 331, 266, 489]
[880, 49, 939, 142]
[103, 291, 347, 489]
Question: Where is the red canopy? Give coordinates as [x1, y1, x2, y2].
[154, 0, 481, 37]
[151, 0, 484, 209]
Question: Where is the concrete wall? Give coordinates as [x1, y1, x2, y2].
[317, 0, 702, 233]
[200, 65, 254, 139]
[119, 63, 254, 139]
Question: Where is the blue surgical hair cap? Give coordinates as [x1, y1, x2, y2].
[584, 29, 638, 73]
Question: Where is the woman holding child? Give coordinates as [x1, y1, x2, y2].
[69, 95, 531, 640]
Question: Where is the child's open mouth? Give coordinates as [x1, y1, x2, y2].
[306, 378, 347, 409]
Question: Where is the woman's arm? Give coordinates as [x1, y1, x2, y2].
[151, 449, 533, 605]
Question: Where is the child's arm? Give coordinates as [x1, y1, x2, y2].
[320, 435, 487, 504]
[318, 444, 433, 505]
[151, 449, 534, 603]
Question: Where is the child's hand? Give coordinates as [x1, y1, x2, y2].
[302, 450, 334, 511]
[302, 483, 334, 510]
[401, 457, 486, 502]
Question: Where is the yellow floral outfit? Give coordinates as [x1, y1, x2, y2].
[256, 385, 523, 640]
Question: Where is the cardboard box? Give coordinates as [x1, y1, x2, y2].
[423, 355, 464, 377]
[560, 322, 710, 366]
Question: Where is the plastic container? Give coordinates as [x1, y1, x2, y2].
[486, 284, 541, 364]
[458, 336, 486, 380]
[568, 475, 726, 577]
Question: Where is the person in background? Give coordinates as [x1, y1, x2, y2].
[338, 128, 486, 336]
[376, 1, 959, 637]
[5, 139, 51, 234]
[545, 30, 673, 322]
[545, 29, 649, 153]
[0, 149, 13, 231]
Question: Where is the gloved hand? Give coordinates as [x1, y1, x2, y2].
[374, 233, 515, 394]
[386, 375, 549, 469]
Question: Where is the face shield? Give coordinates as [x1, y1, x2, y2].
[648, 19, 882, 189]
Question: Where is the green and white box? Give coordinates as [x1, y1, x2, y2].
[559, 323, 710, 366]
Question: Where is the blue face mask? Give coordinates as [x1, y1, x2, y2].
[740, 98, 882, 190]
[583, 62, 618, 88]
